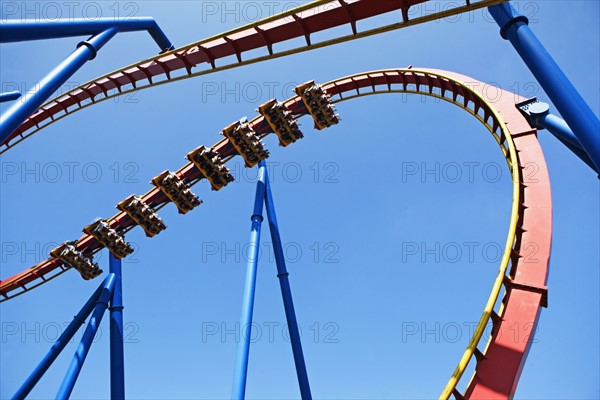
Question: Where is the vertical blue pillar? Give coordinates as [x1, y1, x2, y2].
[56, 273, 116, 399]
[264, 174, 312, 399]
[488, 2, 600, 172]
[109, 253, 125, 399]
[12, 282, 105, 400]
[231, 163, 267, 400]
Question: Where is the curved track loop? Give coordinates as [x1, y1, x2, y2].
[0, 0, 509, 153]
[0, 68, 551, 398]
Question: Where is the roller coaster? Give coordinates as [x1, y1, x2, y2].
[0, 0, 598, 399]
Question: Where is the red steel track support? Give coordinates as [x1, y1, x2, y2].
[461, 81, 552, 398]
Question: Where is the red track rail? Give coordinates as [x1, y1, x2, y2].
[0, 68, 551, 398]
[0, 0, 509, 152]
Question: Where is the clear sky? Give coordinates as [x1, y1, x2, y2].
[1, 1, 598, 399]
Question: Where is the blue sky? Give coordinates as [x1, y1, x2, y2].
[1, 1, 598, 399]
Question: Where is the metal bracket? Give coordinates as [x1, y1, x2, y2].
[515, 97, 550, 130]
[503, 275, 548, 308]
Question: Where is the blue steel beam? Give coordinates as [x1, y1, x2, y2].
[0, 91, 21, 103]
[489, 2, 600, 172]
[535, 113, 582, 150]
[535, 113, 599, 174]
[56, 273, 116, 399]
[231, 163, 267, 400]
[11, 281, 106, 400]
[109, 253, 125, 399]
[0, 18, 174, 144]
[0, 27, 118, 143]
[517, 99, 598, 173]
[0, 18, 174, 51]
[264, 167, 312, 400]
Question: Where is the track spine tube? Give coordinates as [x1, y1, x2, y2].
[56, 273, 117, 399]
[264, 171, 312, 400]
[11, 283, 105, 400]
[489, 2, 600, 171]
[109, 253, 125, 399]
[231, 163, 267, 400]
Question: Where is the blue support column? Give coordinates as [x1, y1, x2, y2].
[489, 2, 600, 172]
[109, 253, 125, 399]
[11, 281, 106, 400]
[56, 273, 116, 399]
[264, 172, 312, 400]
[0, 27, 118, 143]
[0, 18, 174, 51]
[0, 17, 174, 144]
[535, 112, 584, 150]
[231, 163, 267, 400]
[535, 113, 599, 174]
[517, 99, 598, 173]
[0, 91, 21, 103]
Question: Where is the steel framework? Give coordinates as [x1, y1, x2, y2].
[1, 0, 597, 398]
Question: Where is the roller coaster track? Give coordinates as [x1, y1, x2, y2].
[0, 0, 510, 153]
[1, 0, 552, 397]
[0, 66, 551, 398]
